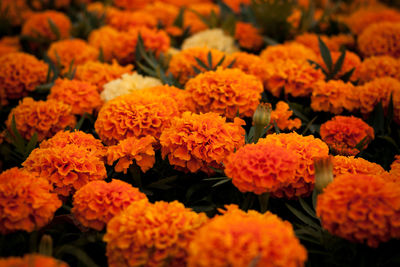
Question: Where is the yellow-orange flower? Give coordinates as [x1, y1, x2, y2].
[160, 112, 245, 174]
[355, 56, 400, 84]
[260, 42, 318, 64]
[259, 132, 329, 198]
[358, 22, 400, 58]
[187, 205, 307, 267]
[6, 98, 76, 141]
[113, 0, 151, 10]
[270, 101, 301, 131]
[0, 36, 20, 57]
[185, 68, 263, 119]
[234, 22, 264, 51]
[107, 136, 156, 173]
[72, 179, 147, 231]
[317, 173, 400, 247]
[106, 9, 157, 31]
[0, 254, 69, 267]
[143, 85, 193, 113]
[142, 2, 179, 27]
[390, 155, 400, 175]
[88, 26, 120, 63]
[333, 155, 387, 178]
[95, 91, 179, 145]
[294, 33, 355, 55]
[0, 52, 48, 101]
[0, 168, 61, 234]
[183, 3, 219, 34]
[104, 200, 208, 267]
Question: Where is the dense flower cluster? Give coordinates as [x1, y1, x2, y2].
[0, 254, 69, 267]
[72, 179, 147, 231]
[355, 56, 400, 84]
[294, 33, 355, 55]
[142, 2, 179, 27]
[106, 9, 157, 31]
[160, 112, 245, 174]
[332, 155, 387, 178]
[104, 200, 208, 267]
[270, 101, 302, 130]
[316, 51, 361, 81]
[0, 168, 61, 234]
[234, 22, 264, 50]
[143, 85, 193, 113]
[183, 3, 219, 34]
[260, 42, 317, 63]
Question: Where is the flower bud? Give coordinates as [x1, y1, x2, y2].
[314, 156, 333, 193]
[39, 234, 53, 256]
[253, 103, 272, 127]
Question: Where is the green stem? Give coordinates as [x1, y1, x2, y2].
[258, 192, 270, 213]
[241, 193, 255, 211]
[253, 125, 264, 144]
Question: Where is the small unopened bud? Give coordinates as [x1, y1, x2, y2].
[39, 234, 53, 256]
[253, 103, 272, 127]
[314, 156, 333, 193]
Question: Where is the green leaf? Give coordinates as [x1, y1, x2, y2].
[368, 102, 385, 136]
[24, 132, 38, 158]
[214, 55, 226, 69]
[339, 67, 355, 83]
[331, 49, 346, 79]
[10, 115, 26, 155]
[173, 7, 185, 28]
[226, 58, 236, 68]
[286, 203, 320, 229]
[98, 47, 104, 63]
[194, 56, 210, 71]
[212, 178, 231, 187]
[299, 198, 317, 218]
[47, 18, 61, 40]
[318, 36, 332, 72]
[74, 113, 87, 131]
[55, 245, 100, 267]
[301, 115, 318, 135]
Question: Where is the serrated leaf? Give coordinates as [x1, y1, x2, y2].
[48, 18, 61, 40]
[318, 36, 332, 72]
[286, 203, 320, 228]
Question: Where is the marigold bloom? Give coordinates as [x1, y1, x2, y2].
[95, 91, 179, 145]
[311, 80, 359, 114]
[260, 42, 317, 64]
[160, 112, 245, 174]
[317, 173, 400, 247]
[185, 68, 263, 119]
[106, 9, 157, 31]
[390, 155, 400, 175]
[294, 33, 355, 55]
[333, 155, 387, 178]
[182, 28, 238, 54]
[0, 0, 30, 27]
[0, 52, 48, 101]
[316, 51, 361, 81]
[259, 133, 329, 198]
[234, 22, 264, 50]
[107, 136, 156, 173]
[104, 200, 208, 267]
[168, 47, 226, 84]
[143, 85, 193, 113]
[0, 168, 61, 234]
[72, 179, 147, 231]
[187, 205, 307, 267]
[75, 60, 133, 92]
[0, 254, 69, 267]
[113, 0, 150, 10]
[183, 3, 219, 34]
[22, 10, 71, 41]
[222, 0, 251, 12]
[142, 2, 179, 27]
[6, 98, 76, 141]
[355, 56, 400, 84]
[270, 101, 301, 131]
[88, 26, 120, 62]
[0, 36, 20, 57]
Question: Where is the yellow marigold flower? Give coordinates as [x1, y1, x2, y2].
[106, 9, 157, 31]
[185, 68, 263, 119]
[47, 39, 99, 70]
[317, 173, 400, 247]
[0, 254, 69, 267]
[22, 10, 71, 41]
[142, 2, 179, 27]
[320, 116, 374, 156]
[104, 200, 208, 267]
[358, 22, 400, 58]
[6, 97, 76, 141]
[187, 205, 307, 267]
[168, 47, 226, 84]
[355, 56, 400, 84]
[95, 91, 179, 145]
[107, 136, 156, 173]
[234, 22, 264, 50]
[333, 155, 387, 178]
[259, 132, 329, 198]
[0, 36, 20, 57]
[48, 78, 102, 115]
[294, 33, 355, 55]
[270, 101, 301, 131]
[311, 80, 359, 114]
[160, 112, 245, 174]
[22, 144, 107, 197]
[222, 0, 251, 13]
[143, 85, 193, 113]
[260, 42, 318, 64]
[0, 168, 61, 234]
[316, 51, 361, 81]
[72, 179, 147, 231]
[183, 3, 219, 34]
[0, 52, 48, 101]
[74, 60, 133, 92]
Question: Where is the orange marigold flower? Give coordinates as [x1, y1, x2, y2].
[22, 144, 107, 197]
[333, 155, 387, 178]
[260, 42, 318, 64]
[0, 52, 48, 101]
[184, 68, 263, 119]
[160, 112, 245, 174]
[0, 254, 69, 267]
[47, 39, 99, 70]
[107, 136, 156, 173]
[160, 0, 212, 6]
[181, 3, 219, 34]
[88, 26, 120, 62]
[30, 0, 71, 9]
[270, 101, 301, 131]
[355, 56, 400, 84]
[294, 33, 355, 55]
[225, 143, 300, 195]
[311, 80, 359, 114]
[0, 168, 61, 234]
[358, 22, 400, 58]
[95, 91, 179, 145]
[320, 116, 374, 156]
[22, 10, 71, 41]
[113, 0, 151, 10]
[104, 200, 208, 267]
[48, 78, 102, 115]
[222, 0, 251, 13]
[143, 85, 193, 113]
[0, 36, 20, 57]
[0, 0, 30, 27]
[168, 47, 226, 84]
[187, 205, 307, 267]
[234, 22, 263, 50]
[316, 51, 361, 81]
[143, 2, 179, 27]
[106, 9, 157, 31]
[6, 98, 76, 141]
[259, 132, 329, 198]
[317, 173, 400, 247]
[390, 155, 400, 175]
[72, 179, 147, 231]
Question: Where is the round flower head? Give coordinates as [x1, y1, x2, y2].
[160, 112, 245, 174]
[225, 142, 300, 195]
[104, 200, 208, 267]
[72, 179, 147, 231]
[317, 173, 400, 247]
[107, 136, 156, 173]
[259, 132, 329, 198]
[47, 39, 99, 70]
[106, 9, 157, 31]
[187, 205, 307, 267]
[168, 47, 226, 84]
[294, 33, 355, 55]
[0, 36, 20, 57]
[234, 22, 263, 51]
[185, 68, 263, 119]
[6, 98, 76, 142]
[48, 78, 102, 115]
[74, 60, 133, 92]
[22, 10, 71, 41]
[183, 3, 219, 34]
[88, 26, 120, 62]
[142, 2, 179, 27]
[0, 52, 48, 101]
[143, 85, 193, 113]
[333, 155, 387, 178]
[390, 155, 400, 175]
[320, 116, 374, 156]
[113, 0, 150, 10]
[355, 56, 400, 84]
[358, 22, 400, 58]
[95, 91, 179, 145]
[316, 51, 361, 81]
[260, 42, 317, 64]
[270, 101, 301, 131]
[0, 168, 61, 234]
[0, 254, 69, 267]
